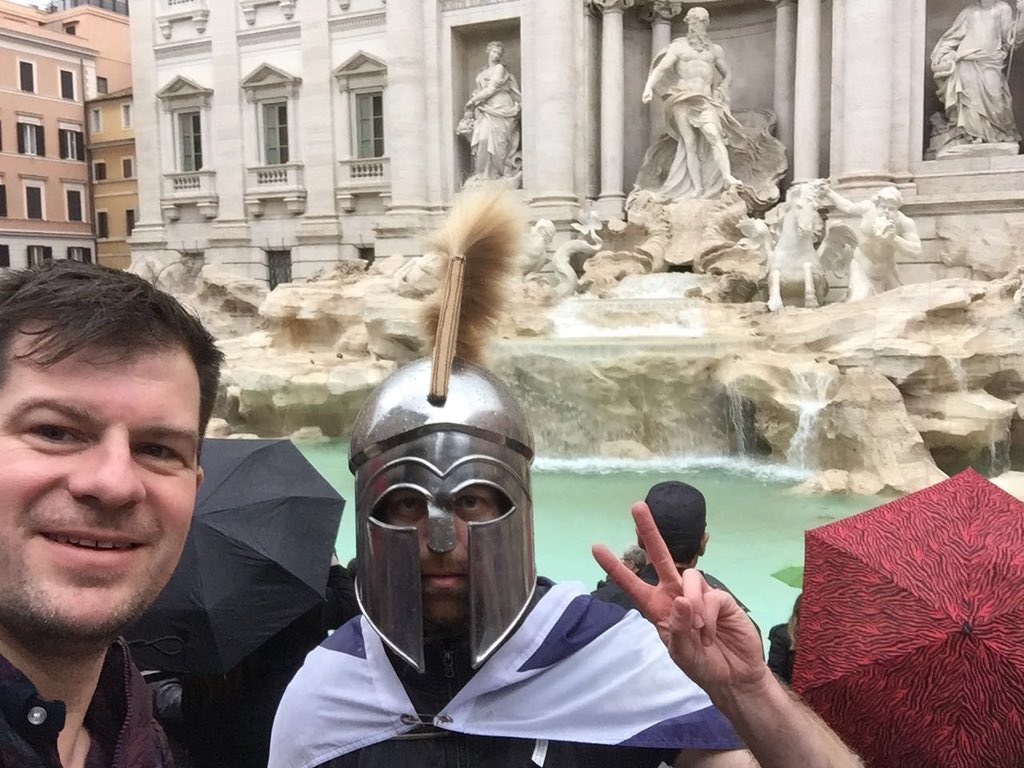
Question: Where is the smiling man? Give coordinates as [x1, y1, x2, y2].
[0, 261, 223, 768]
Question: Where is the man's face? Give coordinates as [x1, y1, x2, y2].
[379, 484, 505, 632]
[0, 337, 202, 654]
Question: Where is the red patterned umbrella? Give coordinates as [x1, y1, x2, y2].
[792, 469, 1024, 767]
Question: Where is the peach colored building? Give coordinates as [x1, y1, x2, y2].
[87, 87, 136, 269]
[0, 0, 130, 269]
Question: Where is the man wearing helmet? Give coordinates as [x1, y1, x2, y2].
[270, 190, 862, 768]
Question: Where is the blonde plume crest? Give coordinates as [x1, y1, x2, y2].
[421, 185, 525, 403]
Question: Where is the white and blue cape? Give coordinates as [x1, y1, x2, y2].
[269, 581, 742, 768]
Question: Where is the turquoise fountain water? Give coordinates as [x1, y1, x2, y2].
[297, 441, 880, 648]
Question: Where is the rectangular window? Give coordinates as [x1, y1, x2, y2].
[60, 70, 75, 100]
[355, 91, 385, 159]
[94, 160, 107, 181]
[266, 249, 292, 290]
[262, 102, 289, 165]
[66, 188, 83, 222]
[27, 245, 52, 267]
[121, 103, 132, 129]
[125, 209, 135, 236]
[17, 123, 45, 157]
[25, 186, 43, 220]
[179, 111, 203, 171]
[59, 129, 84, 161]
[122, 157, 134, 178]
[67, 246, 91, 263]
[63, 22, 77, 35]
[0, 245, 9, 269]
[19, 61, 35, 93]
[96, 76, 108, 94]
[89, 108, 102, 134]
[96, 211, 109, 239]
[0, 185, 6, 218]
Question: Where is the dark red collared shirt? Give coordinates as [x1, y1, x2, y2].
[0, 640, 172, 768]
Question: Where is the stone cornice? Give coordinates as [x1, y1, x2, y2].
[440, 0, 512, 10]
[328, 10, 385, 31]
[154, 37, 213, 61]
[236, 21, 302, 46]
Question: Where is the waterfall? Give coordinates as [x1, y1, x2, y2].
[726, 385, 752, 456]
[786, 370, 834, 471]
[944, 356, 969, 392]
[986, 425, 1012, 477]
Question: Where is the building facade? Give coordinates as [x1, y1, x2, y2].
[86, 88, 136, 268]
[129, 0, 1024, 286]
[0, 0, 130, 269]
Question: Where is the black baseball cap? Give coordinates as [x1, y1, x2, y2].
[644, 481, 707, 562]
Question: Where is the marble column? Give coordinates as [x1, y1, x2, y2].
[384, 0, 428, 214]
[792, 0, 821, 181]
[770, 0, 797, 172]
[597, 0, 632, 214]
[834, 0, 894, 187]
[531, 0, 579, 210]
[127, 0, 164, 241]
[645, 1, 682, 145]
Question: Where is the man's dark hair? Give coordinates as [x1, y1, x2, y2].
[0, 261, 224, 437]
[644, 480, 707, 564]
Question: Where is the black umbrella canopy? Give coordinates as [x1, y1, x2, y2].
[126, 439, 345, 674]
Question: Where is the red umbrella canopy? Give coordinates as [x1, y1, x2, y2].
[793, 469, 1024, 768]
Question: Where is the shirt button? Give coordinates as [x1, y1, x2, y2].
[27, 706, 47, 726]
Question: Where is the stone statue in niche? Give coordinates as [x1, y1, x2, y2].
[820, 185, 921, 302]
[928, 0, 1024, 157]
[640, 7, 742, 199]
[632, 7, 786, 207]
[457, 40, 523, 188]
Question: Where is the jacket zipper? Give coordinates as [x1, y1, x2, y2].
[110, 640, 134, 768]
[441, 645, 468, 768]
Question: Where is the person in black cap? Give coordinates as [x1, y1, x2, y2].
[593, 480, 760, 642]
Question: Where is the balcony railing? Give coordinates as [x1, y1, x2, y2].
[245, 163, 306, 216]
[162, 170, 218, 221]
[335, 156, 389, 211]
[46, 0, 128, 15]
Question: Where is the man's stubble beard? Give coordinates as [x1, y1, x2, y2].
[0, 575, 160, 659]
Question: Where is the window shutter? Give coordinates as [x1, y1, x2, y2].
[59, 129, 68, 160]
[17, 125, 24, 155]
[43, 246, 53, 263]
[0, 186, 6, 218]
[36, 125, 45, 157]
[0, 245, 9, 268]
[75, 131, 84, 160]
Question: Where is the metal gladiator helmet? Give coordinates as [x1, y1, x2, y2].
[348, 188, 535, 673]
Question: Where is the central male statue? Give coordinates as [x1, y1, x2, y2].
[642, 6, 744, 199]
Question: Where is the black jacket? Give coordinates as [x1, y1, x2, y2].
[592, 564, 762, 642]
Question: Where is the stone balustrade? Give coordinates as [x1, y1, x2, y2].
[335, 156, 390, 211]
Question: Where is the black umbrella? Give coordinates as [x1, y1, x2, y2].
[126, 438, 344, 674]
